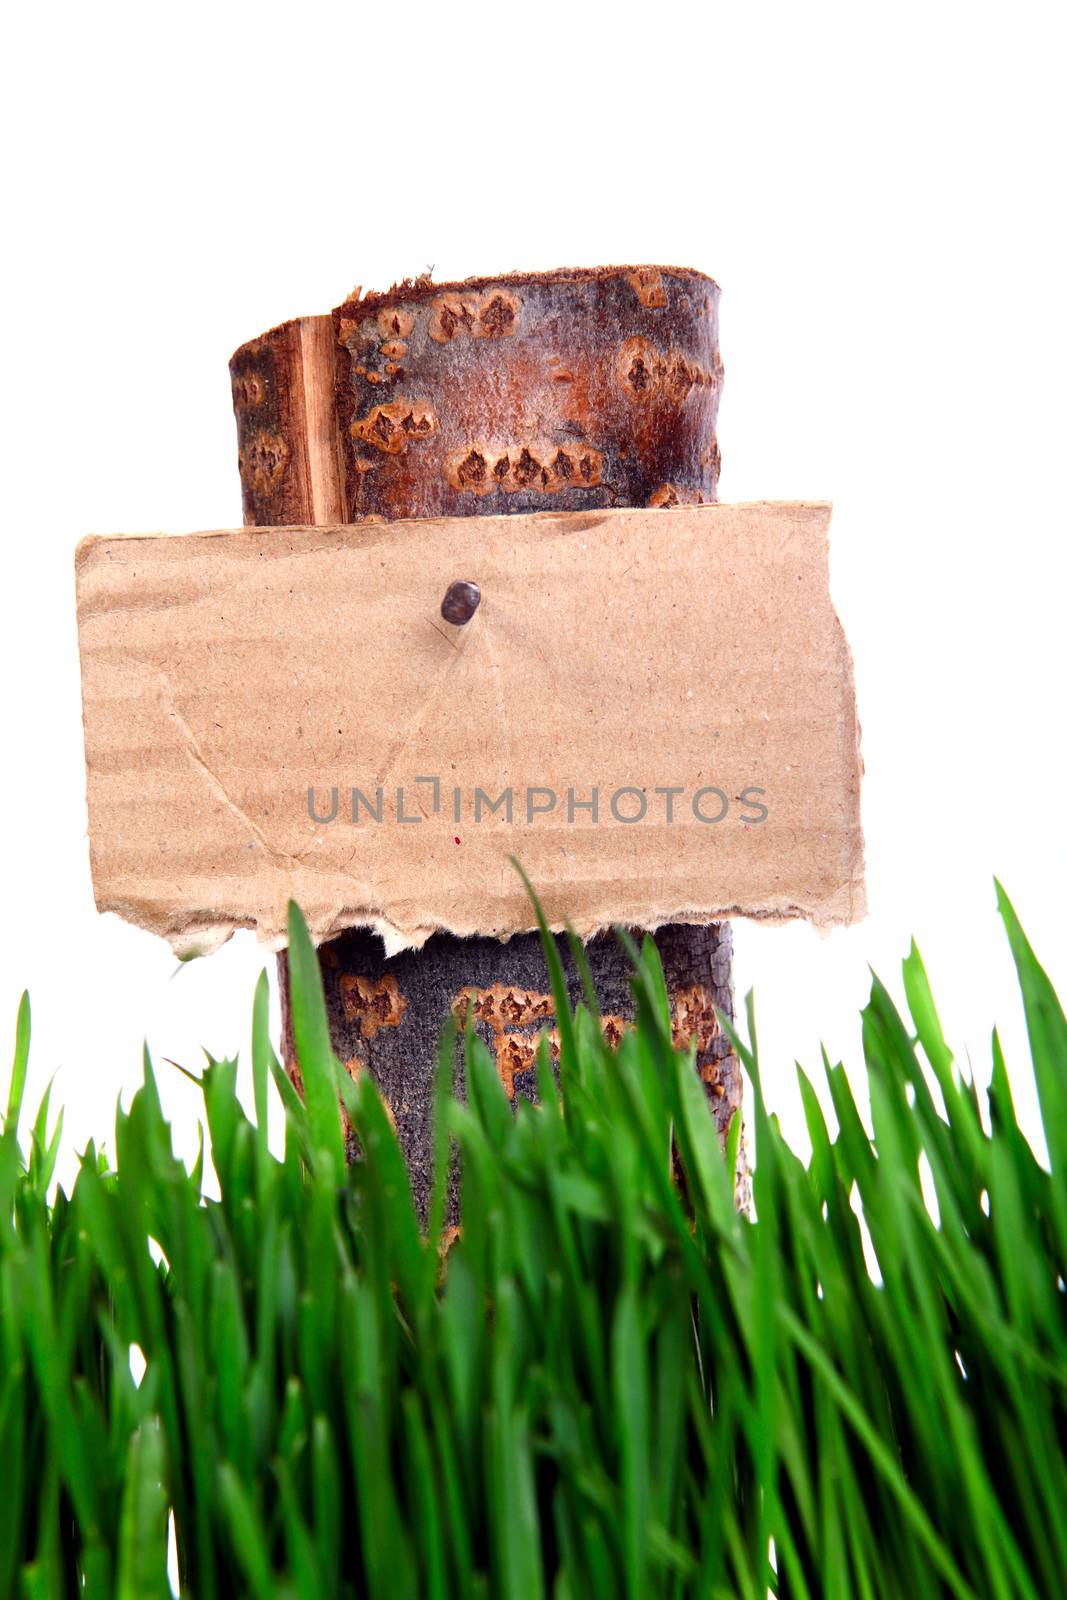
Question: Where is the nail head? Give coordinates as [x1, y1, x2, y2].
[441, 579, 481, 625]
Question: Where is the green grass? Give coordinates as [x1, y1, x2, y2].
[1, 883, 1065, 1598]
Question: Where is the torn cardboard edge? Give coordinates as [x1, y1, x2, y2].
[96, 894, 859, 965]
[75, 500, 865, 955]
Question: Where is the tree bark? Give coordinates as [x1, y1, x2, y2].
[230, 266, 743, 1214]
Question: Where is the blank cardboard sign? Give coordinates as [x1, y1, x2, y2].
[75, 501, 864, 954]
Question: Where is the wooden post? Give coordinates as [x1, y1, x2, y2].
[230, 266, 742, 1214]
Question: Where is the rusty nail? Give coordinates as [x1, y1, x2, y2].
[441, 580, 481, 625]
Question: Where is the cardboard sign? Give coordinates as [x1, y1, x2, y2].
[75, 501, 864, 953]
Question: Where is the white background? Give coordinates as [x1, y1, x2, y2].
[1, 0, 1064, 1188]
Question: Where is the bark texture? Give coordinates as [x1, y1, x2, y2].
[279, 922, 740, 1219]
[230, 265, 742, 1214]
[332, 266, 721, 521]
